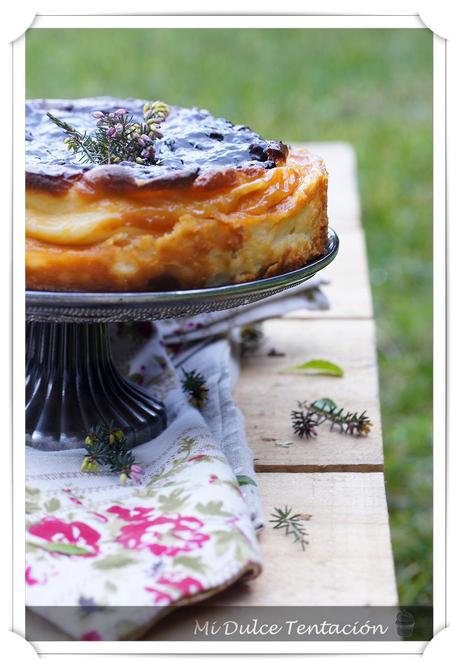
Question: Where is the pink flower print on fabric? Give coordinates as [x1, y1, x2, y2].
[158, 575, 203, 596]
[62, 488, 83, 505]
[106, 505, 155, 522]
[89, 511, 109, 524]
[25, 565, 47, 586]
[28, 518, 101, 557]
[112, 511, 210, 557]
[144, 586, 174, 605]
[145, 575, 203, 604]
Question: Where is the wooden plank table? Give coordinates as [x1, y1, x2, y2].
[26, 143, 398, 641]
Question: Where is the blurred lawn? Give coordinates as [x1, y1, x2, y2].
[26, 28, 433, 605]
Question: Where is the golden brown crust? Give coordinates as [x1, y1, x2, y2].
[26, 162, 272, 197]
[26, 149, 329, 292]
[26, 171, 82, 194]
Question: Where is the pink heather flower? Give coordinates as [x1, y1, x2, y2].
[141, 146, 155, 162]
[92, 111, 104, 119]
[130, 464, 144, 483]
[106, 126, 116, 138]
[115, 108, 128, 116]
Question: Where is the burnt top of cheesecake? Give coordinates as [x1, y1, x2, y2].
[26, 97, 289, 193]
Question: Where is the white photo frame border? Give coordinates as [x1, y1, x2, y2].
[8, 9, 445, 657]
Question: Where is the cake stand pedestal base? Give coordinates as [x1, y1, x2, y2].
[26, 322, 167, 451]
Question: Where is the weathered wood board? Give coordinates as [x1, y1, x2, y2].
[236, 319, 383, 471]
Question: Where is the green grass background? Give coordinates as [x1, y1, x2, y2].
[26, 28, 433, 605]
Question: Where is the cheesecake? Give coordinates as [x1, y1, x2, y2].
[26, 97, 329, 292]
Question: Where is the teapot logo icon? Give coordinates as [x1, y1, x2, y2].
[395, 610, 415, 638]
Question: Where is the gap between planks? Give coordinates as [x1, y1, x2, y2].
[254, 463, 383, 473]
[283, 315, 373, 321]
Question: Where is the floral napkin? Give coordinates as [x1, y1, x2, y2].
[25, 277, 328, 640]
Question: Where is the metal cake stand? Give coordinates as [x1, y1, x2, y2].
[26, 229, 339, 451]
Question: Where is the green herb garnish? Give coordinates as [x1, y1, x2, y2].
[270, 506, 310, 551]
[280, 359, 344, 377]
[236, 474, 257, 487]
[81, 424, 143, 485]
[47, 100, 170, 165]
[291, 398, 372, 439]
[181, 369, 209, 409]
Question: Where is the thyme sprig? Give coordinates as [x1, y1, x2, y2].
[181, 369, 209, 409]
[270, 506, 310, 551]
[291, 398, 373, 439]
[81, 423, 143, 485]
[47, 100, 170, 166]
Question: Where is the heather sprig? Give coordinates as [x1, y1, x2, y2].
[308, 398, 373, 436]
[290, 408, 318, 439]
[291, 398, 373, 439]
[47, 113, 100, 164]
[181, 369, 209, 409]
[47, 100, 170, 166]
[81, 424, 144, 485]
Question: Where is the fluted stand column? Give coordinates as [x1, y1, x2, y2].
[26, 322, 167, 450]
